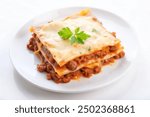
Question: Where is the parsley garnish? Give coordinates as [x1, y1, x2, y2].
[58, 27, 73, 40]
[58, 27, 90, 44]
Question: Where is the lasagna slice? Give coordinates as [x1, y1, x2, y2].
[27, 9, 125, 83]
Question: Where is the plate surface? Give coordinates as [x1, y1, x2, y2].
[10, 7, 138, 93]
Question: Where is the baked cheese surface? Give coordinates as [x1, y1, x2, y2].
[32, 16, 120, 66]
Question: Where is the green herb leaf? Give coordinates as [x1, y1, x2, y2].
[70, 36, 76, 45]
[76, 37, 84, 44]
[58, 27, 90, 45]
[58, 27, 73, 40]
[76, 31, 90, 41]
[75, 27, 80, 34]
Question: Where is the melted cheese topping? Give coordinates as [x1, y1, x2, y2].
[32, 14, 120, 67]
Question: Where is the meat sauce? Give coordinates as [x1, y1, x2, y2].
[27, 33, 125, 83]
[28, 33, 120, 71]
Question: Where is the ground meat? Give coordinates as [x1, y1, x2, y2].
[86, 54, 94, 60]
[102, 59, 109, 65]
[34, 45, 38, 51]
[73, 70, 81, 77]
[41, 46, 56, 64]
[37, 63, 47, 72]
[27, 44, 34, 51]
[46, 73, 52, 80]
[80, 67, 93, 77]
[38, 52, 45, 63]
[32, 33, 36, 38]
[46, 63, 53, 73]
[109, 46, 117, 52]
[95, 51, 107, 58]
[51, 73, 62, 83]
[119, 51, 125, 58]
[80, 56, 87, 63]
[93, 66, 101, 74]
[108, 58, 115, 63]
[74, 58, 81, 64]
[62, 76, 71, 83]
[112, 32, 116, 37]
[48, 57, 56, 64]
[113, 54, 120, 59]
[27, 37, 38, 51]
[101, 60, 105, 65]
[66, 60, 78, 71]
[113, 51, 125, 59]
[92, 17, 98, 21]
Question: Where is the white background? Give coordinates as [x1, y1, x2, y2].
[0, 0, 150, 99]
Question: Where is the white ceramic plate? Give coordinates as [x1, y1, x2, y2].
[10, 7, 138, 93]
